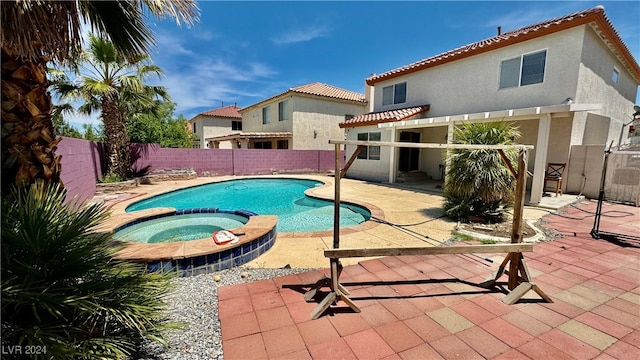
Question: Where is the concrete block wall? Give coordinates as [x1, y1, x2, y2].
[131, 144, 234, 176]
[58, 138, 342, 201]
[57, 136, 105, 203]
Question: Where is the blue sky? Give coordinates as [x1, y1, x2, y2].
[68, 0, 640, 128]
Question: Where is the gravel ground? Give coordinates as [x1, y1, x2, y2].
[139, 266, 316, 360]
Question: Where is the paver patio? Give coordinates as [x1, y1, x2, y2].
[219, 199, 639, 359]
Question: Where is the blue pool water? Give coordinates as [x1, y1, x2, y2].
[125, 178, 370, 232]
[113, 212, 248, 243]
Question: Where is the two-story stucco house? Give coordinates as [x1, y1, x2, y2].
[207, 83, 367, 150]
[187, 104, 242, 149]
[340, 5, 640, 205]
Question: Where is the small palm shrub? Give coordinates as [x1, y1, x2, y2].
[444, 121, 521, 222]
[1, 180, 175, 359]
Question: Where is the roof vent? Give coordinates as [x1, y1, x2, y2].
[497, 26, 502, 35]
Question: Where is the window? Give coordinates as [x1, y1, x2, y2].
[499, 50, 546, 89]
[612, 68, 619, 84]
[262, 106, 270, 124]
[254, 141, 272, 149]
[382, 82, 407, 106]
[277, 140, 288, 149]
[278, 100, 289, 121]
[356, 132, 381, 160]
[345, 114, 354, 121]
[192, 122, 197, 133]
[232, 121, 242, 131]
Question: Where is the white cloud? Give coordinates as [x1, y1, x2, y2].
[271, 24, 332, 45]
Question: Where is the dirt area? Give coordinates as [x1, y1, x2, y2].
[456, 214, 569, 241]
[457, 220, 536, 239]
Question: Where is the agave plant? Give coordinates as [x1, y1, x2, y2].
[1, 180, 175, 359]
[444, 121, 521, 222]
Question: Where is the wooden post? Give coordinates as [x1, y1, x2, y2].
[508, 148, 527, 290]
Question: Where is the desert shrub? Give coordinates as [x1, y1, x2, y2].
[1, 180, 175, 359]
[444, 121, 520, 222]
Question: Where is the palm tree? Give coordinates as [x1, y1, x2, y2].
[55, 35, 171, 179]
[1, 0, 198, 195]
[444, 121, 522, 222]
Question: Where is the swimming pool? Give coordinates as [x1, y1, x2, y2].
[125, 178, 370, 232]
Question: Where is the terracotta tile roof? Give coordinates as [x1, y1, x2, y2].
[241, 82, 366, 111]
[340, 105, 430, 128]
[289, 82, 366, 103]
[199, 105, 242, 119]
[367, 5, 640, 85]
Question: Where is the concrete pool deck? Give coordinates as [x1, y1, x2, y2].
[98, 174, 575, 269]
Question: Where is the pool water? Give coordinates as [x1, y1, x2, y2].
[113, 213, 247, 243]
[126, 178, 370, 232]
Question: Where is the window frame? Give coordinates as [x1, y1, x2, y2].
[499, 49, 547, 89]
[356, 132, 381, 160]
[232, 121, 242, 131]
[262, 105, 271, 124]
[278, 100, 289, 121]
[382, 82, 407, 106]
[612, 67, 620, 84]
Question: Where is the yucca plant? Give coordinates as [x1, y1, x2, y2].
[1, 180, 175, 359]
[444, 121, 521, 222]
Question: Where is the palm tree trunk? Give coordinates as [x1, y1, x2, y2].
[101, 98, 131, 179]
[1, 46, 62, 195]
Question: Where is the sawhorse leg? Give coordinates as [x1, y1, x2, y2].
[480, 252, 553, 304]
[306, 259, 361, 319]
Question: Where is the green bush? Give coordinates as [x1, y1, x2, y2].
[444, 122, 520, 222]
[1, 181, 175, 359]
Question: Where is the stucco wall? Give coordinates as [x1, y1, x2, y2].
[576, 26, 639, 147]
[241, 94, 366, 150]
[343, 127, 393, 182]
[291, 96, 365, 150]
[192, 114, 237, 149]
[371, 26, 586, 116]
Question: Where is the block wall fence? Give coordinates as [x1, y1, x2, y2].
[58, 137, 343, 202]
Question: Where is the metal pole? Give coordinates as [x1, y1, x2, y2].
[591, 147, 611, 239]
[333, 143, 341, 249]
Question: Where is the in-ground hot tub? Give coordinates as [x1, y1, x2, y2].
[112, 208, 277, 276]
[113, 211, 248, 243]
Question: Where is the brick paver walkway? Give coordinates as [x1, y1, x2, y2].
[220, 200, 639, 359]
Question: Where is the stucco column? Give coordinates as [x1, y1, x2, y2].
[443, 122, 455, 185]
[388, 129, 397, 183]
[530, 114, 551, 204]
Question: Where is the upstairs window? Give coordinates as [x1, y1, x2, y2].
[232, 121, 242, 131]
[278, 100, 289, 121]
[382, 82, 407, 106]
[499, 50, 546, 89]
[356, 132, 381, 160]
[262, 106, 271, 124]
[612, 68, 619, 84]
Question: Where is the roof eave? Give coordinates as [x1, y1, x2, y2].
[366, 10, 640, 85]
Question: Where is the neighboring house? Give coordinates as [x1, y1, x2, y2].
[187, 104, 242, 149]
[207, 83, 367, 150]
[340, 5, 640, 204]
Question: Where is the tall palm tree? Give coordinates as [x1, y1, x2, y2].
[444, 121, 522, 221]
[1, 0, 198, 195]
[55, 35, 171, 179]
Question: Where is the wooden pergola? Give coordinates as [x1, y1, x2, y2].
[306, 140, 552, 319]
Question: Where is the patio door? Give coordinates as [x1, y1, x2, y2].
[398, 131, 420, 172]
